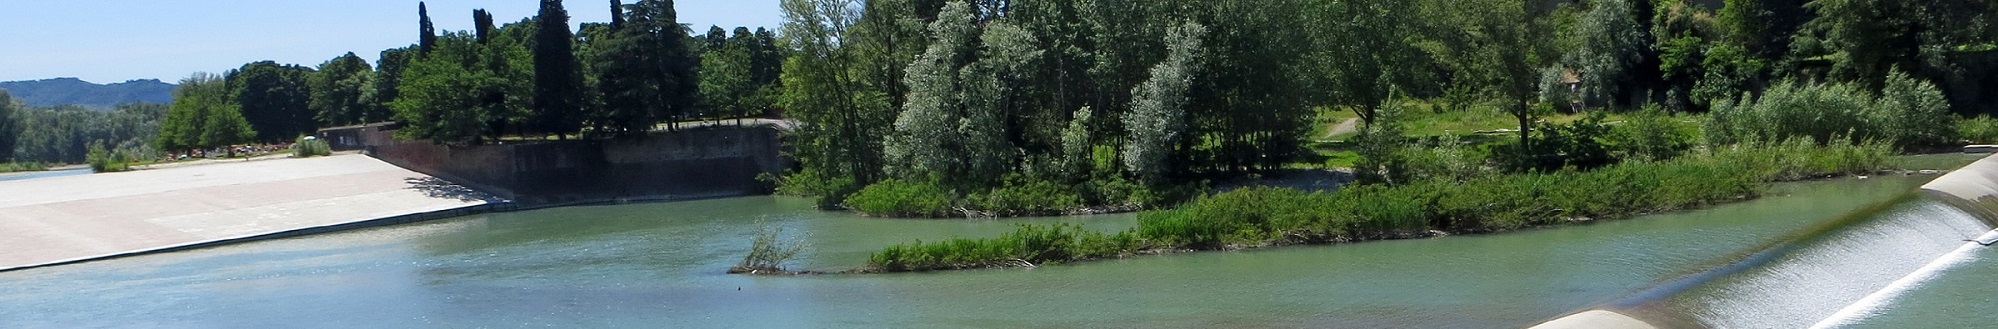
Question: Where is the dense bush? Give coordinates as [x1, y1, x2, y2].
[869, 223, 1137, 272]
[967, 177, 1085, 217]
[1, 162, 47, 173]
[292, 136, 332, 157]
[866, 141, 1896, 272]
[1705, 74, 1955, 149]
[1961, 115, 1998, 144]
[85, 141, 131, 173]
[1878, 71, 1957, 147]
[771, 168, 861, 209]
[843, 178, 957, 217]
[1607, 108, 1697, 161]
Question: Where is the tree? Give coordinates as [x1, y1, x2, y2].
[534, 0, 586, 139]
[1717, 0, 1810, 61]
[1571, 0, 1648, 107]
[0, 90, 17, 162]
[885, 2, 980, 180]
[1122, 21, 1206, 184]
[308, 52, 375, 126]
[419, 2, 437, 54]
[158, 73, 254, 153]
[392, 32, 499, 145]
[1312, 0, 1429, 127]
[778, 0, 898, 187]
[1442, 0, 1556, 152]
[698, 35, 756, 124]
[1805, 0, 1920, 89]
[373, 47, 415, 122]
[590, 0, 700, 136]
[228, 61, 316, 141]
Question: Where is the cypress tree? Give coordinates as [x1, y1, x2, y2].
[534, 0, 585, 139]
[608, 0, 625, 29]
[419, 2, 437, 54]
[473, 9, 495, 44]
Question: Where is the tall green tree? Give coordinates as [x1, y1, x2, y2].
[778, 0, 899, 186]
[159, 73, 256, 152]
[228, 61, 316, 141]
[534, 0, 586, 138]
[1122, 21, 1206, 184]
[1312, 0, 1429, 126]
[308, 52, 376, 126]
[1571, 0, 1649, 107]
[629, 0, 700, 131]
[886, 2, 980, 180]
[373, 47, 415, 122]
[0, 90, 18, 162]
[392, 32, 497, 145]
[698, 33, 756, 123]
[420, 2, 437, 54]
[1440, 0, 1557, 151]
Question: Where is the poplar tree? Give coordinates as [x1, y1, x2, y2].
[1122, 22, 1206, 184]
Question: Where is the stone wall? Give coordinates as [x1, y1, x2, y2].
[336, 126, 788, 204]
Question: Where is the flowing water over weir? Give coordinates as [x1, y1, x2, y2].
[1541, 154, 1998, 328]
[0, 156, 1990, 328]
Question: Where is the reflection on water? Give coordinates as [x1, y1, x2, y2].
[0, 168, 89, 182]
[0, 176, 1933, 328]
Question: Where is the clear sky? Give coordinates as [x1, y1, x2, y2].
[0, 0, 782, 84]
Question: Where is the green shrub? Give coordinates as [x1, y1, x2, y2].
[968, 177, 1085, 217]
[844, 178, 957, 217]
[1878, 71, 1957, 147]
[1961, 115, 1998, 144]
[1609, 107, 1697, 161]
[292, 136, 332, 158]
[1, 162, 47, 173]
[772, 168, 861, 209]
[1705, 74, 1955, 149]
[867, 223, 1135, 272]
[85, 141, 130, 173]
[731, 224, 808, 274]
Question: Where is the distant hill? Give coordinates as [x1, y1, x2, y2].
[0, 78, 175, 109]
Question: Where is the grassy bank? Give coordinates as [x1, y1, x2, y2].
[863, 140, 1894, 272]
[0, 162, 49, 173]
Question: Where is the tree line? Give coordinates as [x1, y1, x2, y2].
[771, 0, 1997, 210]
[0, 89, 164, 164]
[155, 0, 786, 150]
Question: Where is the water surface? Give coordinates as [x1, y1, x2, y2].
[0, 176, 1933, 328]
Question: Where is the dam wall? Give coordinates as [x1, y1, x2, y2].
[334, 125, 790, 205]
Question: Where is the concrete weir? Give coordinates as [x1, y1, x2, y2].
[0, 154, 493, 272]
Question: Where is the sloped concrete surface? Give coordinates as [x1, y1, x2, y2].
[0, 154, 491, 271]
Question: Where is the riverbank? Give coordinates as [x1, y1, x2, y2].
[0, 154, 496, 272]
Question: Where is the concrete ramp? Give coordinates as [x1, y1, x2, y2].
[0, 154, 494, 272]
[1530, 310, 1657, 329]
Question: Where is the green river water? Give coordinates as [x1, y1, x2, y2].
[0, 174, 1978, 328]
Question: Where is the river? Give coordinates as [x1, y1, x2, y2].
[0, 173, 1950, 328]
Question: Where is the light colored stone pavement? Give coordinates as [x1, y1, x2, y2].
[0, 154, 491, 271]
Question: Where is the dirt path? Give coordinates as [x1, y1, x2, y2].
[1323, 118, 1361, 139]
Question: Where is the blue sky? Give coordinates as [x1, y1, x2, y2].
[0, 0, 782, 83]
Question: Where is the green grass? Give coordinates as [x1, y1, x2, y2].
[0, 162, 48, 173]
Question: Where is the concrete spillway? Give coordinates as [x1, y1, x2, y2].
[1537, 154, 1998, 328]
[0, 154, 493, 272]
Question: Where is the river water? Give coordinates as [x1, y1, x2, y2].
[1, 173, 1947, 328]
